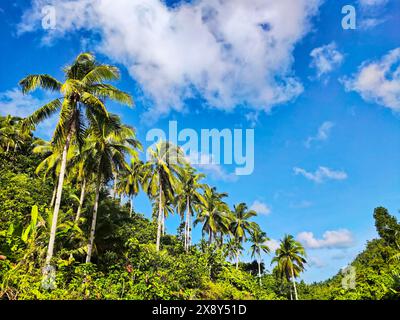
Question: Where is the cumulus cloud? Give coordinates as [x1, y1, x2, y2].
[0, 88, 57, 138]
[0, 88, 41, 118]
[19, 0, 322, 122]
[342, 48, 400, 112]
[308, 256, 326, 268]
[304, 121, 334, 148]
[266, 238, 280, 253]
[293, 166, 347, 183]
[250, 200, 271, 215]
[310, 42, 344, 79]
[359, 18, 385, 30]
[297, 229, 355, 249]
[358, 0, 388, 8]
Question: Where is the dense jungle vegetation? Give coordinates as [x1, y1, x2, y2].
[0, 53, 399, 300]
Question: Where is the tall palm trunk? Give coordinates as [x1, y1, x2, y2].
[184, 196, 190, 252]
[45, 129, 72, 266]
[86, 173, 101, 263]
[161, 211, 165, 235]
[208, 229, 213, 244]
[129, 197, 133, 217]
[291, 265, 298, 300]
[113, 172, 118, 200]
[257, 255, 262, 286]
[75, 178, 86, 222]
[236, 252, 239, 269]
[50, 181, 57, 208]
[156, 176, 163, 252]
[188, 208, 192, 248]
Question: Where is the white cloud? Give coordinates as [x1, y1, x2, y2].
[0, 88, 57, 138]
[297, 229, 355, 249]
[265, 238, 280, 253]
[250, 200, 271, 215]
[307, 256, 326, 268]
[358, 0, 388, 8]
[310, 42, 344, 79]
[304, 121, 334, 148]
[19, 0, 322, 122]
[342, 48, 400, 112]
[359, 18, 385, 30]
[0, 88, 41, 118]
[293, 166, 347, 183]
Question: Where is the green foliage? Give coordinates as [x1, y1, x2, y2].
[299, 209, 400, 300]
[1, 110, 399, 300]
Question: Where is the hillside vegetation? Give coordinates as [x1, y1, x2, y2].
[0, 53, 399, 300]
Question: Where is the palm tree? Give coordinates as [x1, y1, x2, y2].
[83, 113, 139, 263]
[142, 141, 185, 251]
[194, 186, 230, 244]
[68, 144, 94, 223]
[226, 238, 244, 269]
[250, 230, 270, 286]
[118, 159, 144, 216]
[271, 234, 307, 300]
[19, 52, 133, 266]
[0, 115, 29, 152]
[176, 165, 205, 252]
[33, 139, 77, 208]
[230, 203, 258, 243]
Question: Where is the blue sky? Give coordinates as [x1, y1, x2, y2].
[1, 0, 399, 283]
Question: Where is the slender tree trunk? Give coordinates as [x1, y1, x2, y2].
[6, 143, 10, 153]
[291, 266, 298, 300]
[86, 174, 101, 263]
[161, 210, 166, 235]
[208, 229, 213, 244]
[75, 178, 86, 222]
[258, 255, 262, 286]
[156, 177, 163, 252]
[50, 182, 57, 208]
[188, 208, 192, 248]
[289, 287, 293, 300]
[236, 252, 239, 269]
[183, 215, 187, 250]
[113, 172, 118, 200]
[129, 197, 133, 217]
[45, 129, 72, 267]
[184, 196, 190, 252]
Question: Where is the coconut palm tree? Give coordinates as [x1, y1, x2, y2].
[33, 139, 78, 208]
[0, 115, 29, 153]
[19, 52, 133, 266]
[230, 203, 258, 243]
[250, 230, 270, 286]
[118, 159, 144, 216]
[142, 141, 185, 251]
[271, 234, 307, 300]
[83, 113, 139, 263]
[176, 165, 205, 252]
[226, 238, 244, 270]
[194, 186, 230, 244]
